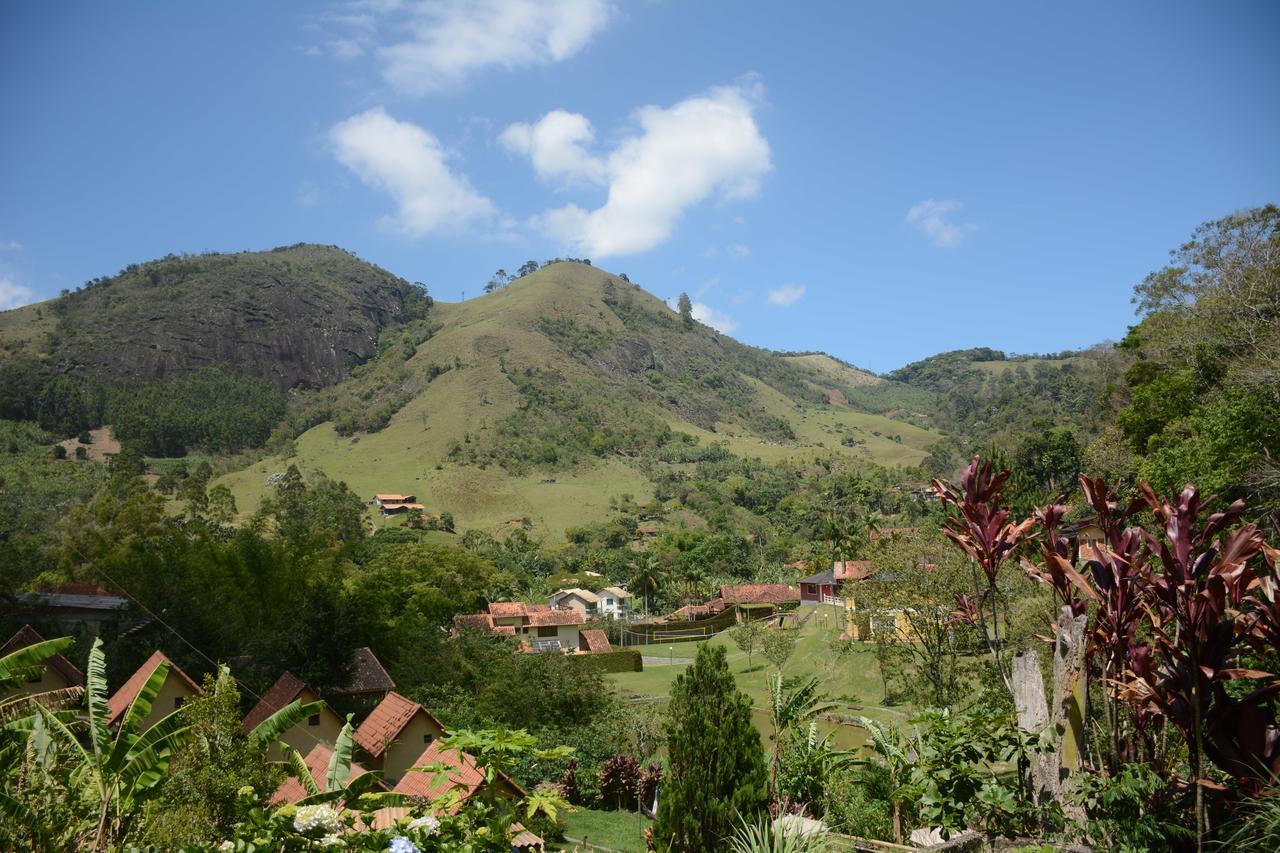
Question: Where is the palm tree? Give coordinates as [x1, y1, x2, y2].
[630, 554, 667, 617]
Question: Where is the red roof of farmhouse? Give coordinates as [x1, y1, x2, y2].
[720, 584, 800, 605]
[578, 629, 612, 653]
[106, 650, 203, 726]
[375, 493, 412, 502]
[526, 609, 585, 627]
[355, 691, 448, 759]
[393, 741, 526, 802]
[241, 671, 310, 733]
[834, 560, 874, 580]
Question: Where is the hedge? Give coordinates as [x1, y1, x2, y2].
[575, 649, 643, 673]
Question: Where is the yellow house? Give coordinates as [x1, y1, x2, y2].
[0, 624, 85, 702]
[242, 671, 345, 760]
[354, 691, 448, 784]
[105, 650, 203, 730]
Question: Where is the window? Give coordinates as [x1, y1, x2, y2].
[537, 626, 558, 638]
[174, 697, 185, 709]
[423, 733, 434, 745]
[308, 714, 321, 727]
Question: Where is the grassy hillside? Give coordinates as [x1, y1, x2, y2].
[215, 262, 940, 534]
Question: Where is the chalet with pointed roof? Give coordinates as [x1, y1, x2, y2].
[329, 646, 396, 698]
[392, 740, 524, 806]
[578, 629, 612, 654]
[355, 691, 448, 783]
[242, 671, 345, 760]
[106, 650, 203, 729]
[0, 624, 85, 702]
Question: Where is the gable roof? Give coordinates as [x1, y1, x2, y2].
[600, 586, 630, 600]
[487, 602, 531, 618]
[106, 650, 203, 726]
[720, 584, 800, 605]
[393, 741, 526, 802]
[241, 671, 311, 734]
[578, 629, 612, 653]
[329, 647, 395, 697]
[374, 493, 413, 502]
[552, 588, 599, 604]
[799, 569, 836, 586]
[355, 691, 448, 758]
[1, 624, 85, 687]
[272, 742, 384, 804]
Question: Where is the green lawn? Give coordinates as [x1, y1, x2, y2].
[554, 808, 653, 852]
[609, 603, 913, 751]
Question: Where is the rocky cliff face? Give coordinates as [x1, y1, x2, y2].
[46, 244, 424, 391]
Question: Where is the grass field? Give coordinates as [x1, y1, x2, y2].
[610, 603, 912, 752]
[970, 357, 1080, 377]
[554, 808, 653, 852]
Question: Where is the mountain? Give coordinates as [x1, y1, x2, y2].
[0, 246, 944, 534]
[0, 244, 430, 391]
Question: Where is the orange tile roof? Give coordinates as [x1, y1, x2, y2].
[271, 743, 383, 805]
[526, 609, 585, 627]
[393, 741, 526, 802]
[1, 624, 84, 687]
[106, 650, 203, 726]
[834, 561, 874, 581]
[720, 584, 800, 605]
[375, 494, 412, 502]
[578, 629, 611, 653]
[241, 671, 306, 734]
[355, 691, 448, 758]
[486, 602, 529, 617]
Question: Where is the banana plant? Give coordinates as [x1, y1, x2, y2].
[765, 673, 835, 803]
[33, 637, 193, 850]
[277, 718, 406, 810]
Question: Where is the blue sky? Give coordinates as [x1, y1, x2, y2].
[2, 1, 1277, 372]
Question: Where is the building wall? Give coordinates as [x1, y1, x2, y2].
[136, 674, 201, 731]
[271, 687, 344, 761]
[382, 713, 448, 783]
[0, 665, 72, 702]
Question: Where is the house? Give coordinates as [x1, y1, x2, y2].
[373, 493, 416, 507]
[1065, 519, 1107, 562]
[9, 583, 130, 633]
[637, 523, 660, 537]
[373, 494, 427, 515]
[241, 671, 345, 760]
[355, 691, 448, 784]
[549, 588, 600, 616]
[0, 624, 85, 702]
[328, 647, 397, 699]
[665, 598, 728, 622]
[799, 561, 874, 603]
[392, 740, 525, 806]
[272, 742, 386, 805]
[106, 650, 204, 729]
[453, 603, 595, 654]
[597, 586, 631, 617]
[720, 584, 800, 620]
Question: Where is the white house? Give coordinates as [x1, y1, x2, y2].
[549, 588, 600, 616]
[597, 586, 631, 617]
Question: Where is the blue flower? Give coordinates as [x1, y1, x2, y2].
[388, 837, 421, 853]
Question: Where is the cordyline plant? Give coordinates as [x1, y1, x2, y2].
[935, 456, 1280, 851]
[933, 457, 1036, 692]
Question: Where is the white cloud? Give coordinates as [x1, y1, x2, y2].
[906, 198, 976, 248]
[0, 240, 21, 252]
[691, 301, 737, 334]
[330, 107, 495, 235]
[728, 242, 751, 259]
[767, 283, 805, 306]
[0, 276, 34, 311]
[528, 82, 772, 257]
[498, 109, 606, 186]
[378, 0, 613, 95]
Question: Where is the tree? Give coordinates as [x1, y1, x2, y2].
[677, 292, 693, 329]
[631, 554, 667, 617]
[762, 628, 797, 672]
[729, 619, 764, 670]
[655, 644, 767, 852]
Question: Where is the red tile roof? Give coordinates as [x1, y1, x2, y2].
[578, 629, 611, 653]
[241, 671, 306, 734]
[720, 584, 800, 605]
[271, 743, 383, 805]
[106, 650, 203, 726]
[1, 624, 85, 687]
[393, 741, 526, 802]
[526, 609, 585, 627]
[355, 691, 448, 758]
[330, 647, 396, 697]
[375, 494, 413, 502]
